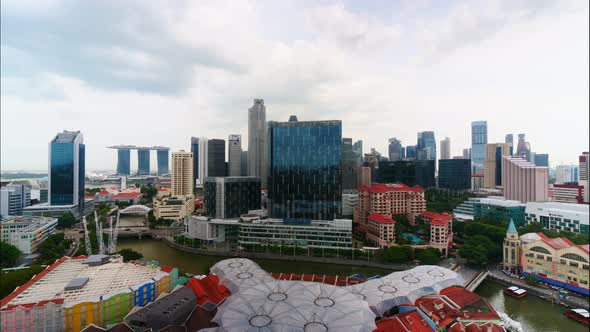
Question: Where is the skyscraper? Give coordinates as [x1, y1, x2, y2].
[137, 148, 150, 175]
[471, 121, 488, 173]
[440, 137, 451, 160]
[406, 145, 416, 159]
[462, 148, 471, 160]
[116, 148, 131, 176]
[484, 143, 511, 188]
[556, 165, 574, 184]
[0, 184, 31, 216]
[505, 134, 514, 155]
[207, 139, 226, 177]
[342, 138, 357, 190]
[248, 99, 268, 188]
[191, 137, 209, 189]
[268, 117, 342, 220]
[171, 151, 193, 197]
[228, 135, 242, 177]
[156, 149, 169, 176]
[438, 159, 471, 191]
[388, 138, 403, 161]
[534, 154, 549, 167]
[579, 152, 589, 203]
[502, 156, 548, 203]
[417, 131, 436, 161]
[241, 151, 248, 176]
[190, 137, 201, 190]
[516, 134, 531, 160]
[49, 130, 85, 214]
[353, 140, 363, 165]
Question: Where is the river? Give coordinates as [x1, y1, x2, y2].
[117, 238, 587, 332]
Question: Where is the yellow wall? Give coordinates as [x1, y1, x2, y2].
[155, 275, 171, 297]
[64, 300, 101, 332]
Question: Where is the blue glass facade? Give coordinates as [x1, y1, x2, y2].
[417, 132, 436, 160]
[49, 131, 85, 214]
[137, 150, 150, 175]
[268, 119, 342, 220]
[117, 149, 131, 175]
[438, 159, 471, 190]
[471, 121, 488, 173]
[157, 150, 169, 176]
[406, 145, 416, 159]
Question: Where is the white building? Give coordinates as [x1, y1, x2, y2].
[0, 216, 58, 253]
[440, 137, 451, 160]
[0, 184, 31, 217]
[342, 190, 359, 218]
[556, 164, 574, 184]
[248, 99, 268, 188]
[525, 202, 589, 235]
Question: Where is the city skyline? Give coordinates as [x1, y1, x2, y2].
[1, 1, 589, 171]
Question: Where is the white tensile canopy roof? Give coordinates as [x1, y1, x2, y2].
[213, 279, 376, 332]
[210, 258, 274, 293]
[344, 265, 464, 315]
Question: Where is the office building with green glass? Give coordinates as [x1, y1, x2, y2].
[473, 197, 526, 226]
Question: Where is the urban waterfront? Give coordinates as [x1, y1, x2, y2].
[118, 238, 588, 332]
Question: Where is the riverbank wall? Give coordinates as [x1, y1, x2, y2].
[486, 270, 589, 310]
[161, 237, 414, 271]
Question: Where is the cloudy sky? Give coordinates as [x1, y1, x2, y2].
[1, 0, 588, 171]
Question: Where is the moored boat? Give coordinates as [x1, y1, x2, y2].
[564, 308, 590, 326]
[504, 286, 527, 298]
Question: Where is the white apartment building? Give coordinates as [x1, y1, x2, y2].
[0, 216, 58, 253]
[525, 202, 589, 235]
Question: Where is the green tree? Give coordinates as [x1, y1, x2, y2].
[0, 241, 22, 268]
[57, 212, 77, 229]
[416, 248, 441, 265]
[117, 249, 143, 262]
[459, 235, 494, 265]
[380, 245, 413, 263]
[140, 185, 157, 203]
[37, 233, 72, 264]
[0, 265, 44, 298]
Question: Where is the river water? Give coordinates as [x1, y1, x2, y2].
[117, 238, 587, 332]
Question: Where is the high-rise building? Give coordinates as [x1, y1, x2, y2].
[207, 139, 226, 177]
[579, 152, 589, 203]
[548, 184, 585, 204]
[388, 138, 403, 161]
[137, 148, 150, 175]
[247, 99, 267, 189]
[342, 138, 357, 190]
[191, 137, 208, 189]
[440, 137, 451, 160]
[462, 148, 471, 159]
[484, 143, 511, 188]
[502, 156, 548, 203]
[116, 148, 131, 176]
[376, 160, 435, 189]
[156, 149, 169, 176]
[534, 153, 549, 167]
[505, 134, 514, 155]
[0, 184, 31, 217]
[555, 165, 574, 184]
[268, 117, 342, 220]
[228, 135, 242, 177]
[516, 134, 531, 160]
[49, 130, 85, 214]
[357, 166, 371, 188]
[353, 140, 363, 165]
[471, 121, 487, 173]
[406, 145, 417, 159]
[204, 177, 261, 219]
[355, 183, 426, 225]
[438, 159, 471, 191]
[241, 150, 248, 176]
[417, 131, 436, 161]
[171, 151, 193, 197]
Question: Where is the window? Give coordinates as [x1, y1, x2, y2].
[561, 253, 588, 263]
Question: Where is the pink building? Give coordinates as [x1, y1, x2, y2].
[366, 213, 396, 248]
[501, 156, 548, 203]
[354, 183, 426, 226]
[420, 212, 453, 257]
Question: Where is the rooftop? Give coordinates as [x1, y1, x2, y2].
[368, 213, 395, 224]
[360, 183, 425, 193]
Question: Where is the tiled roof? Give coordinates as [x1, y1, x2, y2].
[113, 192, 141, 198]
[374, 309, 434, 332]
[537, 233, 575, 250]
[368, 213, 395, 224]
[360, 183, 425, 193]
[420, 212, 452, 225]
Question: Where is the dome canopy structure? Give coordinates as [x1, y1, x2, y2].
[210, 258, 274, 292]
[213, 279, 376, 332]
[345, 265, 464, 315]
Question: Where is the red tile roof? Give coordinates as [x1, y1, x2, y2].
[112, 192, 141, 198]
[472, 173, 485, 177]
[537, 233, 575, 250]
[577, 244, 589, 254]
[360, 183, 425, 193]
[420, 212, 452, 225]
[185, 275, 230, 306]
[368, 213, 395, 224]
[161, 265, 175, 273]
[374, 310, 434, 332]
[98, 189, 110, 195]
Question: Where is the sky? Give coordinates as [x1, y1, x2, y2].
[1, 0, 588, 172]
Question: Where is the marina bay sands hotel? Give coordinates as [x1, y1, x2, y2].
[107, 145, 169, 176]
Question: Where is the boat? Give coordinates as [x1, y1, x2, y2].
[564, 308, 590, 326]
[504, 286, 527, 298]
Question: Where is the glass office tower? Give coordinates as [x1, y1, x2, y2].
[157, 149, 169, 176]
[471, 121, 488, 173]
[342, 138, 357, 190]
[137, 149, 150, 175]
[117, 149, 131, 175]
[268, 118, 342, 220]
[49, 131, 85, 214]
[207, 139, 226, 177]
[417, 131, 436, 161]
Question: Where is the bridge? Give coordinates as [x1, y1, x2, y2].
[107, 145, 170, 176]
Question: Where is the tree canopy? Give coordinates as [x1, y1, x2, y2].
[459, 235, 495, 265]
[118, 249, 143, 262]
[57, 212, 77, 229]
[0, 241, 22, 268]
